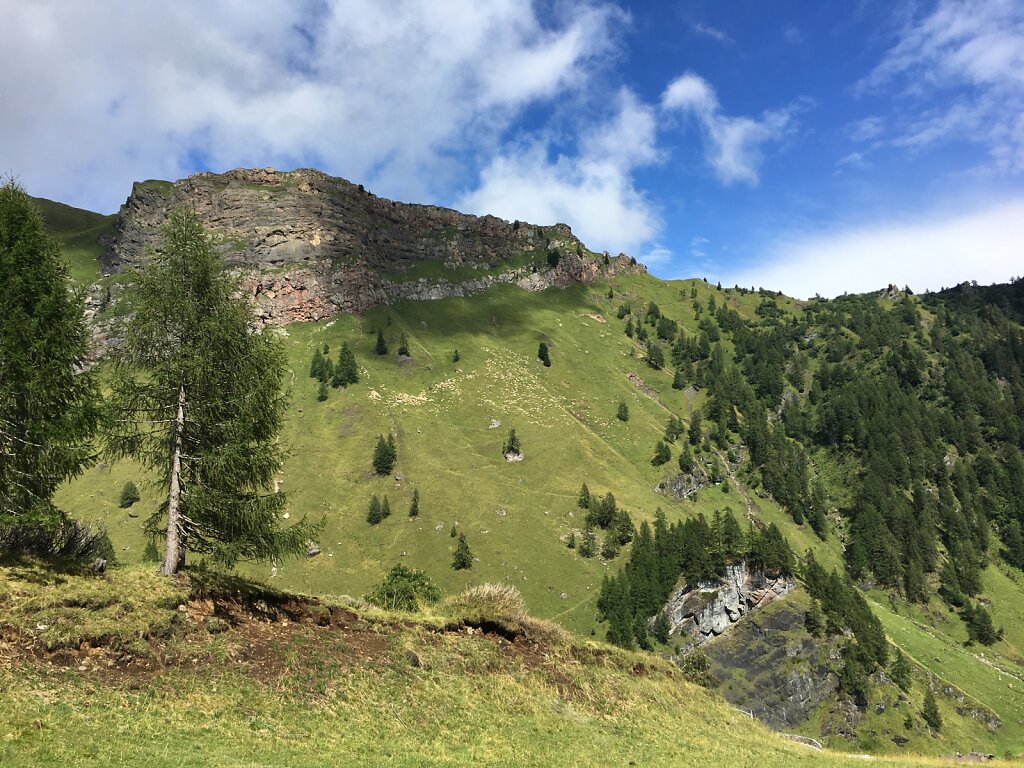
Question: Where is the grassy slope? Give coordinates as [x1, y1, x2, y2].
[57, 276, 839, 637]
[49, 248, 1024, 755]
[0, 564, 981, 768]
[31, 196, 115, 287]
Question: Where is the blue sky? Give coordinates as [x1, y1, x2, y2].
[2, 0, 1022, 297]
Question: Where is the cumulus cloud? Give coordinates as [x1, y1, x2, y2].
[845, 116, 885, 142]
[0, 1, 620, 212]
[858, 0, 1024, 172]
[456, 89, 661, 256]
[729, 198, 1024, 299]
[661, 72, 796, 185]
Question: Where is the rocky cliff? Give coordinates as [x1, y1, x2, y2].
[665, 562, 794, 644]
[104, 167, 643, 321]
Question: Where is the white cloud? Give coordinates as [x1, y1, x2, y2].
[456, 89, 661, 256]
[661, 72, 797, 185]
[783, 25, 803, 45]
[859, 0, 1024, 172]
[730, 198, 1024, 299]
[845, 116, 884, 142]
[690, 236, 710, 258]
[836, 151, 868, 169]
[691, 22, 733, 44]
[0, 1, 620, 212]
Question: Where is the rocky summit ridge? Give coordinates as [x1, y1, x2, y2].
[104, 167, 643, 322]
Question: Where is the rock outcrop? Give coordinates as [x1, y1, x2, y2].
[104, 167, 644, 321]
[664, 562, 794, 643]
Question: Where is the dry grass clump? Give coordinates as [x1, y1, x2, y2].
[441, 583, 569, 646]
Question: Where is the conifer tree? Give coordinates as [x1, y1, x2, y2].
[651, 441, 671, 466]
[107, 206, 313, 575]
[891, 648, 912, 691]
[367, 495, 383, 525]
[538, 342, 551, 367]
[119, 481, 140, 509]
[579, 523, 597, 558]
[601, 529, 620, 559]
[332, 343, 358, 387]
[0, 181, 100, 530]
[452, 349, 460, 363]
[616, 400, 630, 421]
[452, 532, 473, 569]
[922, 686, 942, 731]
[652, 610, 671, 644]
[317, 380, 329, 402]
[567, 530, 577, 549]
[578, 483, 591, 509]
[672, 368, 685, 389]
[409, 489, 419, 518]
[625, 318, 634, 338]
[504, 428, 521, 457]
[373, 434, 397, 475]
[804, 601, 825, 637]
[381, 495, 391, 520]
[397, 333, 410, 357]
[688, 413, 703, 446]
[374, 330, 388, 356]
[645, 339, 664, 369]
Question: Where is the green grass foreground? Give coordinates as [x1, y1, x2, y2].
[0, 563, 971, 768]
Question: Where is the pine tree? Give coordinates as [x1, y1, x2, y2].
[409, 489, 420, 518]
[567, 530, 577, 549]
[332, 343, 358, 387]
[106, 206, 313, 575]
[672, 368, 685, 390]
[922, 686, 942, 731]
[891, 648, 912, 691]
[367, 495, 383, 525]
[317, 380, 329, 402]
[504, 428, 521, 457]
[374, 330, 388, 356]
[372, 434, 397, 475]
[119, 481, 140, 509]
[381, 496, 392, 520]
[452, 532, 473, 569]
[397, 333, 410, 357]
[601, 529, 620, 559]
[652, 610, 671, 644]
[452, 349, 460, 363]
[625, 318, 634, 338]
[0, 181, 100, 530]
[538, 342, 551, 367]
[688, 412, 702, 446]
[579, 524, 597, 558]
[616, 400, 630, 421]
[645, 339, 664, 369]
[651, 440, 671, 466]
[804, 601, 825, 637]
[578, 483, 591, 509]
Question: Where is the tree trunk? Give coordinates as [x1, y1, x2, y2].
[160, 385, 186, 576]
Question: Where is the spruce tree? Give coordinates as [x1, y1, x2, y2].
[106, 206, 314, 575]
[317, 380, 329, 402]
[579, 523, 597, 558]
[891, 648, 912, 691]
[452, 349, 460, 363]
[578, 483, 591, 509]
[367, 495, 383, 525]
[645, 339, 664, 369]
[567, 530, 577, 549]
[652, 610, 671, 644]
[601, 529, 620, 559]
[409, 489, 420, 518]
[332, 343, 358, 387]
[651, 441, 671, 466]
[0, 181, 100, 530]
[922, 686, 942, 731]
[538, 342, 551, 367]
[381, 496, 392, 520]
[688, 413, 702, 446]
[397, 333, 410, 357]
[375, 330, 388, 356]
[504, 428, 521, 457]
[373, 434, 397, 475]
[119, 481, 140, 509]
[452, 532, 473, 570]
[616, 401, 630, 421]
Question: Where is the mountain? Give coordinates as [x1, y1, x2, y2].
[20, 171, 1024, 760]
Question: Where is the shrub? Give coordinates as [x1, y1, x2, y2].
[365, 564, 441, 611]
[119, 481, 140, 508]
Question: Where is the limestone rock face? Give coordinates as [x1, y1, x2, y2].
[104, 168, 644, 322]
[664, 562, 794, 644]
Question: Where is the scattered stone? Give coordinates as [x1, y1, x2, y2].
[435, 523, 444, 531]
[306, 546, 321, 558]
[560, 593, 568, 600]
[488, 419, 502, 429]
[495, 509, 508, 517]
[404, 649, 422, 668]
[503, 451, 523, 462]
[91, 558, 106, 574]
[127, 511, 139, 519]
